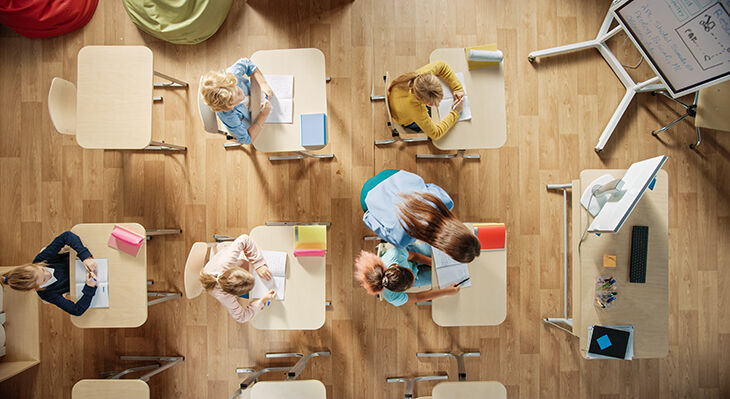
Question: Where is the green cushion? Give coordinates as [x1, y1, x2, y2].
[123, 0, 233, 45]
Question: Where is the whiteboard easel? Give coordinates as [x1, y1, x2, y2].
[528, 0, 730, 153]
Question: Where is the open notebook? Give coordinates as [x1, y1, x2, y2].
[262, 74, 294, 124]
[437, 72, 472, 122]
[75, 259, 109, 308]
[432, 248, 472, 289]
[250, 250, 287, 300]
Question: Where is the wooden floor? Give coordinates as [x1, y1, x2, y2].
[1, 0, 729, 398]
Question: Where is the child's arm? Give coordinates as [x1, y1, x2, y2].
[250, 68, 273, 98]
[405, 284, 460, 304]
[247, 99, 272, 143]
[408, 251, 431, 266]
[34, 231, 93, 263]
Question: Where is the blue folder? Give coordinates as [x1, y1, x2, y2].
[300, 113, 327, 146]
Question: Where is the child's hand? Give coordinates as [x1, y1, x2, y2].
[260, 99, 272, 115]
[86, 272, 97, 288]
[451, 96, 464, 113]
[262, 289, 276, 303]
[83, 258, 97, 273]
[453, 91, 465, 102]
[443, 283, 461, 295]
[256, 265, 272, 281]
[262, 83, 274, 99]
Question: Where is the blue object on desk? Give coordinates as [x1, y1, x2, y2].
[596, 334, 612, 350]
[648, 177, 656, 191]
[301, 113, 327, 146]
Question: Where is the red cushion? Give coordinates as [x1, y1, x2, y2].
[0, 0, 98, 38]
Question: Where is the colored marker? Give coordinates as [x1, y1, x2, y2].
[455, 277, 471, 287]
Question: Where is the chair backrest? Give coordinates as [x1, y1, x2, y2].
[198, 89, 226, 134]
[384, 72, 418, 136]
[184, 242, 212, 299]
[697, 80, 730, 132]
[48, 77, 76, 135]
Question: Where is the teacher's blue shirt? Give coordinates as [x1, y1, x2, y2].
[362, 170, 454, 248]
[217, 58, 258, 144]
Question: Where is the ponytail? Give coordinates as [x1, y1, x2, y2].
[398, 192, 480, 263]
[354, 251, 415, 294]
[199, 271, 218, 291]
[199, 267, 255, 296]
[2, 263, 46, 291]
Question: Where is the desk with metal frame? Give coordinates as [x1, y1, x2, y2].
[545, 169, 669, 358]
[76, 46, 187, 151]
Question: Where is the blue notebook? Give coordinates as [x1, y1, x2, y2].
[300, 113, 327, 146]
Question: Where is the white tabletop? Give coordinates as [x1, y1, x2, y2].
[248, 226, 326, 330]
[249, 380, 326, 399]
[432, 223, 507, 326]
[429, 47, 507, 150]
[69, 223, 148, 328]
[250, 48, 327, 153]
[76, 46, 153, 149]
[432, 381, 507, 399]
[72, 379, 150, 399]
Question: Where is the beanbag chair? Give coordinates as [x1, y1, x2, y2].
[122, 0, 233, 45]
[0, 0, 98, 38]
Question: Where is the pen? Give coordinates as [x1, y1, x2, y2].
[455, 277, 470, 287]
[266, 300, 271, 307]
[90, 271, 97, 282]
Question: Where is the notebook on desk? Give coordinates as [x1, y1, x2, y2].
[293, 225, 327, 257]
[432, 248, 472, 289]
[587, 325, 634, 360]
[75, 259, 109, 308]
[251, 250, 287, 300]
[262, 74, 294, 124]
[437, 72, 472, 122]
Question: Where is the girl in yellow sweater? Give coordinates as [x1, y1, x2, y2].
[388, 61, 464, 140]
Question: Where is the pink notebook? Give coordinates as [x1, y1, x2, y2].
[108, 225, 145, 256]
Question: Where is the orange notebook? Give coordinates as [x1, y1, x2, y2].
[473, 223, 506, 251]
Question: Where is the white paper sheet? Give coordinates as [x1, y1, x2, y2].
[437, 72, 472, 122]
[432, 248, 472, 289]
[75, 258, 109, 308]
[262, 75, 294, 124]
[250, 250, 287, 300]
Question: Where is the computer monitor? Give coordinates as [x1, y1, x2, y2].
[581, 155, 668, 233]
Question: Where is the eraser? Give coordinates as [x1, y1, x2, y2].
[603, 254, 616, 268]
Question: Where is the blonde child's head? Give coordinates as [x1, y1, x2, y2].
[200, 71, 244, 112]
[1, 263, 47, 291]
[200, 267, 255, 296]
[389, 72, 444, 107]
[353, 251, 414, 295]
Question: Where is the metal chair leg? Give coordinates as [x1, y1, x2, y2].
[153, 71, 189, 88]
[147, 292, 182, 306]
[386, 375, 449, 399]
[145, 228, 182, 238]
[690, 126, 701, 149]
[417, 352, 480, 381]
[103, 355, 183, 382]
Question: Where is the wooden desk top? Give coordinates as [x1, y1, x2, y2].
[0, 267, 40, 383]
[250, 48, 327, 153]
[429, 47, 507, 150]
[432, 381, 507, 399]
[572, 170, 669, 358]
[432, 223, 507, 326]
[248, 226, 326, 330]
[69, 223, 148, 328]
[249, 380, 326, 399]
[76, 46, 153, 149]
[72, 379, 149, 399]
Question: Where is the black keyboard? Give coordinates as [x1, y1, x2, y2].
[629, 225, 649, 283]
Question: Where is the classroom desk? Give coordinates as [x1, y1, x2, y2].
[72, 379, 149, 399]
[429, 48, 507, 152]
[248, 225, 326, 330]
[0, 267, 40, 382]
[431, 223, 507, 326]
[249, 48, 332, 160]
[432, 381, 507, 399]
[570, 170, 669, 358]
[76, 46, 186, 151]
[249, 380, 326, 399]
[69, 223, 148, 328]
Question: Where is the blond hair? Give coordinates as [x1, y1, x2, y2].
[1, 262, 46, 291]
[199, 267, 255, 296]
[200, 71, 240, 112]
[389, 72, 443, 105]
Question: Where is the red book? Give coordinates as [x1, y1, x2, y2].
[474, 224, 506, 251]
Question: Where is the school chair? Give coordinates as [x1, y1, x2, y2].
[651, 80, 730, 149]
[184, 242, 218, 299]
[370, 72, 430, 146]
[48, 78, 77, 135]
[230, 350, 330, 399]
[197, 89, 241, 148]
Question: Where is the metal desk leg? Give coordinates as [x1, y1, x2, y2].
[417, 352, 480, 381]
[268, 151, 334, 161]
[102, 355, 183, 382]
[144, 140, 187, 151]
[544, 184, 575, 335]
[153, 71, 189, 88]
[148, 291, 182, 306]
[235, 366, 292, 390]
[417, 149, 480, 159]
[386, 375, 449, 399]
[146, 228, 182, 238]
[268, 351, 331, 380]
[265, 221, 331, 227]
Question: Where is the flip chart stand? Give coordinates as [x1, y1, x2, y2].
[528, 2, 665, 153]
[544, 183, 576, 335]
